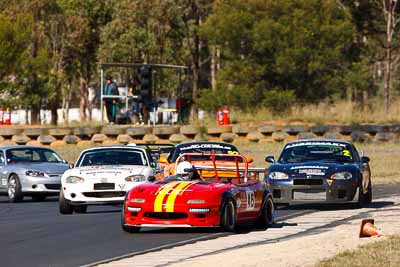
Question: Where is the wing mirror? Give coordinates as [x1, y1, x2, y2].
[158, 156, 169, 165]
[69, 163, 74, 169]
[361, 156, 370, 164]
[245, 156, 253, 163]
[265, 156, 275, 163]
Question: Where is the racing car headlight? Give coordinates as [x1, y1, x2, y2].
[268, 171, 289, 180]
[189, 208, 210, 213]
[187, 199, 206, 204]
[130, 198, 146, 203]
[127, 207, 142, 212]
[331, 172, 352, 180]
[65, 176, 85, 183]
[25, 170, 46, 177]
[125, 175, 146, 182]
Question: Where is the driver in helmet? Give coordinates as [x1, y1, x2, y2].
[165, 161, 201, 182]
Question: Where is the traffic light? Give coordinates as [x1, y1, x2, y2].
[138, 65, 152, 97]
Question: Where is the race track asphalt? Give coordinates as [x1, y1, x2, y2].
[0, 184, 398, 267]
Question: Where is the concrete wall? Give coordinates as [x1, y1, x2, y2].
[0, 123, 399, 147]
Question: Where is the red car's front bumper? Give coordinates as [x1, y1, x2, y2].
[124, 203, 221, 227]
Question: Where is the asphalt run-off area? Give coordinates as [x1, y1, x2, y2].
[0, 184, 399, 267]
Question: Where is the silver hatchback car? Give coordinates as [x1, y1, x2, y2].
[0, 146, 69, 202]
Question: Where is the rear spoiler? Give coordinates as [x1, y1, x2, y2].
[175, 153, 264, 182]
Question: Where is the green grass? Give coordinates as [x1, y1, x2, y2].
[52, 143, 99, 164]
[356, 143, 400, 184]
[317, 235, 400, 267]
[199, 98, 400, 126]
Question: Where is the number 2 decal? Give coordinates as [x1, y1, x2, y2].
[246, 191, 255, 209]
[343, 150, 351, 157]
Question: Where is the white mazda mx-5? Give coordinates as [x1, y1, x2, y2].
[59, 145, 157, 214]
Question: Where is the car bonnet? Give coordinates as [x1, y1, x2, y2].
[67, 165, 150, 179]
[16, 162, 69, 175]
[270, 162, 356, 177]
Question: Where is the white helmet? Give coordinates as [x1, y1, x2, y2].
[176, 161, 193, 176]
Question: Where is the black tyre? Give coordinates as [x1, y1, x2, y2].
[121, 204, 140, 233]
[59, 190, 74, 214]
[32, 195, 46, 202]
[358, 181, 372, 208]
[74, 205, 87, 214]
[257, 197, 275, 228]
[8, 174, 24, 203]
[220, 199, 236, 232]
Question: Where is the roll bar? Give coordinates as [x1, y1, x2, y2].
[174, 153, 265, 182]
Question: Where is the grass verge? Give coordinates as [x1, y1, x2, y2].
[224, 98, 400, 125]
[317, 235, 400, 267]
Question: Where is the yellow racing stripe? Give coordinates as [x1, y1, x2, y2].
[165, 181, 195, 212]
[153, 182, 179, 212]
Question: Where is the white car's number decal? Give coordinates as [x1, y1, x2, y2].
[246, 191, 255, 210]
[1, 178, 6, 186]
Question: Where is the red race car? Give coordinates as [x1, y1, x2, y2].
[121, 153, 275, 232]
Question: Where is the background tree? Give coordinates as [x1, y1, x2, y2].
[0, 0, 59, 124]
[200, 0, 357, 113]
[1, 0, 400, 124]
[60, 0, 112, 121]
[0, 13, 31, 109]
[382, 0, 398, 113]
[341, 0, 400, 111]
[99, 0, 213, 120]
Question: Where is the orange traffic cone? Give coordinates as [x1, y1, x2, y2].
[359, 219, 383, 238]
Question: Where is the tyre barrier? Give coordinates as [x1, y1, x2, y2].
[0, 123, 399, 147]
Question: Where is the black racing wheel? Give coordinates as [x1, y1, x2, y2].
[59, 190, 74, 214]
[257, 197, 275, 228]
[221, 199, 236, 232]
[8, 174, 24, 203]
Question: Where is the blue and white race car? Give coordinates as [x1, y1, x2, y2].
[265, 139, 372, 207]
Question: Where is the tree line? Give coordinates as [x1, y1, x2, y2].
[0, 0, 399, 124]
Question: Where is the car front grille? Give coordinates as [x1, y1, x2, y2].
[293, 189, 326, 200]
[293, 179, 323, 186]
[83, 191, 125, 198]
[94, 183, 115, 190]
[44, 184, 61, 190]
[143, 212, 188, 220]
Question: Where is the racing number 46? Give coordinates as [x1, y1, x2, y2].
[246, 191, 255, 209]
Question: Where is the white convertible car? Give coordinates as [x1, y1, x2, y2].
[59, 145, 156, 214]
